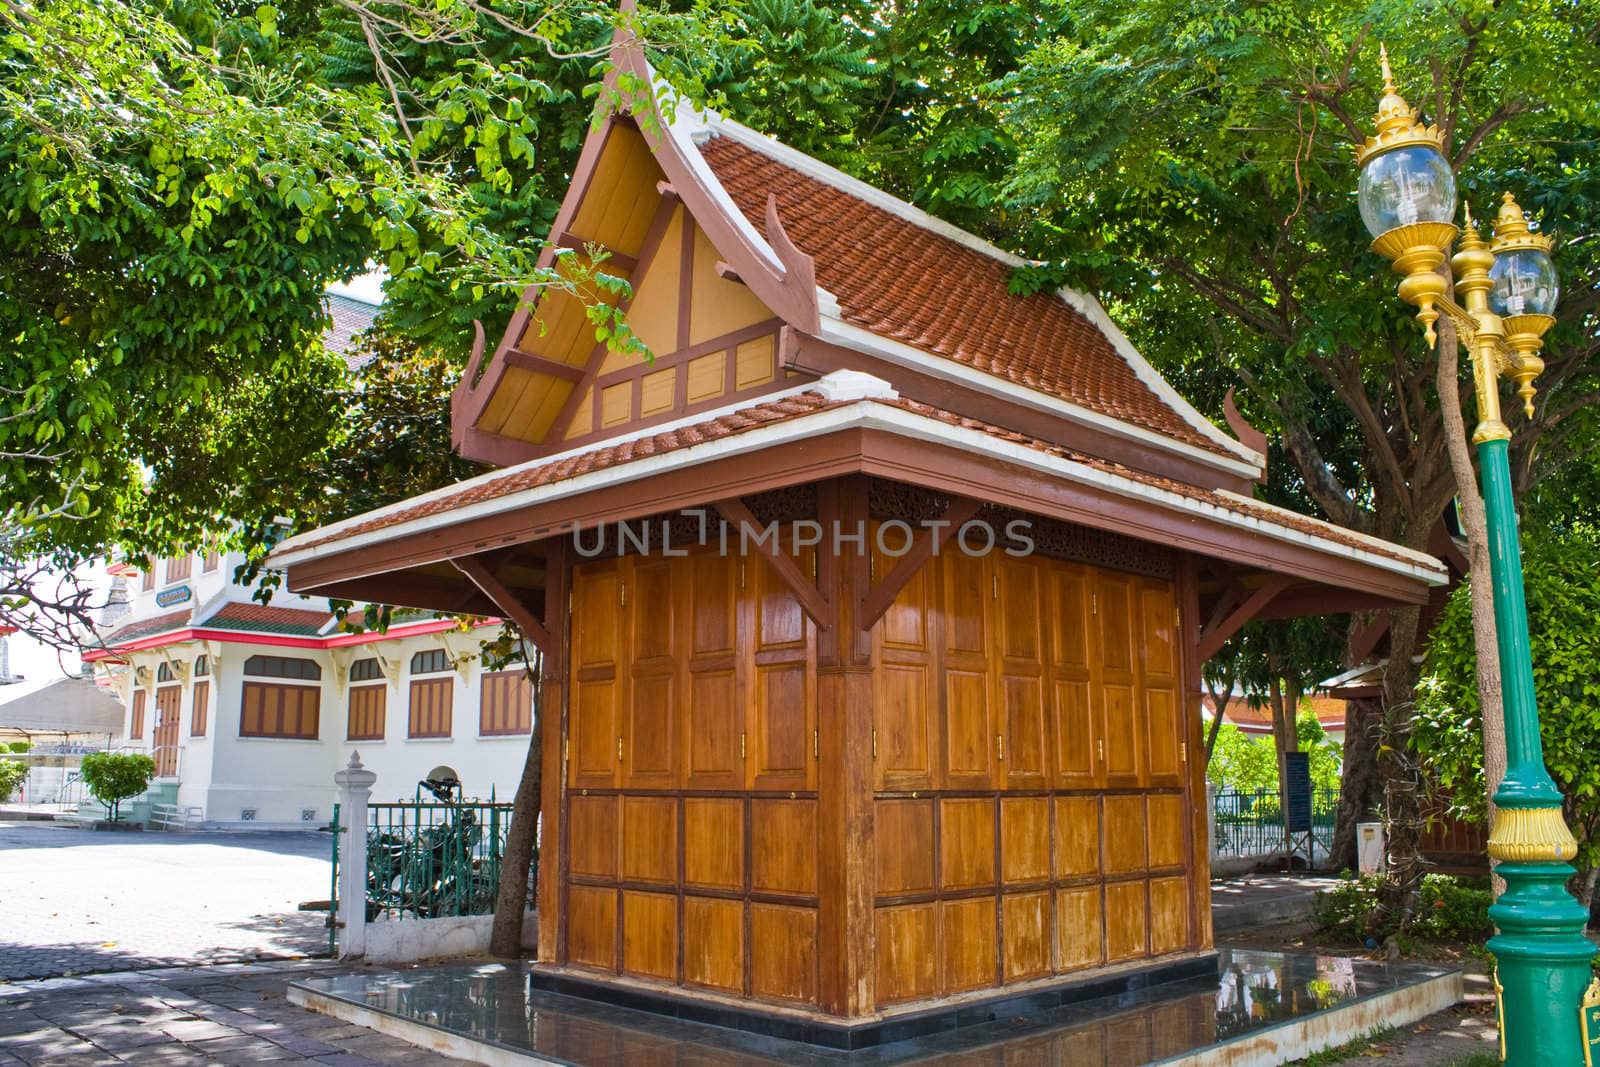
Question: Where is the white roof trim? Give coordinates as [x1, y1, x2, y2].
[271, 375, 831, 560]
[1056, 289, 1263, 468]
[815, 315, 1265, 483]
[273, 399, 1445, 589]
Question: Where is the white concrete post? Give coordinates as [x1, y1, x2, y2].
[1206, 780, 1218, 860]
[335, 751, 377, 958]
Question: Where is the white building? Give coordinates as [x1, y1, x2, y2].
[84, 545, 536, 827]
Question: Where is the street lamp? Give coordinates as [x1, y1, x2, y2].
[1355, 47, 1595, 1066]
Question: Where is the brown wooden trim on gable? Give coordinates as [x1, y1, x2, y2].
[555, 231, 638, 273]
[286, 426, 1434, 618]
[505, 350, 587, 383]
[784, 332, 1256, 496]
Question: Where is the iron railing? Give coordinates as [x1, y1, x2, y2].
[1212, 788, 1339, 861]
[363, 798, 517, 920]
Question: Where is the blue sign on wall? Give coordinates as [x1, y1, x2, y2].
[1284, 751, 1313, 832]
[155, 585, 192, 608]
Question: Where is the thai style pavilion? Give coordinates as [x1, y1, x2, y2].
[270, 29, 1446, 1035]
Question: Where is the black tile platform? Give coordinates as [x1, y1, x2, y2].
[289, 949, 1461, 1066]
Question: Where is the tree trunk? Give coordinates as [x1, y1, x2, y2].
[1378, 604, 1427, 926]
[490, 649, 544, 958]
[1434, 315, 1506, 896]
[1329, 696, 1385, 870]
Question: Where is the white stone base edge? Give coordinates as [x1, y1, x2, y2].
[359, 911, 537, 964]
[1160, 970, 1463, 1067]
[288, 985, 568, 1067]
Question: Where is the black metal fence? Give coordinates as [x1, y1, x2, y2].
[362, 799, 518, 920]
[1212, 787, 1338, 861]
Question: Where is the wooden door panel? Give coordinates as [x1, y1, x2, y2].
[1103, 795, 1148, 874]
[621, 795, 677, 885]
[1000, 796, 1050, 883]
[1000, 674, 1048, 787]
[625, 672, 677, 787]
[751, 799, 817, 896]
[938, 797, 996, 890]
[1150, 876, 1189, 955]
[753, 539, 812, 651]
[630, 559, 676, 662]
[570, 678, 620, 787]
[685, 669, 742, 789]
[1047, 565, 1091, 670]
[1053, 680, 1097, 787]
[573, 562, 623, 669]
[1055, 795, 1101, 878]
[1100, 683, 1142, 786]
[690, 551, 738, 656]
[996, 556, 1041, 661]
[752, 662, 813, 790]
[943, 552, 988, 654]
[1094, 573, 1135, 674]
[1137, 580, 1178, 681]
[1144, 687, 1184, 788]
[944, 669, 994, 786]
[874, 663, 936, 789]
[568, 795, 618, 879]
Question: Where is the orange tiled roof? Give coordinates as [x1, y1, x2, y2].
[697, 134, 1234, 459]
[94, 609, 191, 649]
[281, 387, 1435, 580]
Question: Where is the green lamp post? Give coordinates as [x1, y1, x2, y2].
[1354, 48, 1595, 1066]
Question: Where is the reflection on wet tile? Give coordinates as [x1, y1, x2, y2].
[292, 949, 1455, 1067]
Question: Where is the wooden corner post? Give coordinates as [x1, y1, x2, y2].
[815, 476, 876, 1017]
[538, 538, 571, 963]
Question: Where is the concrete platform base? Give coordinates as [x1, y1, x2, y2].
[288, 948, 1462, 1066]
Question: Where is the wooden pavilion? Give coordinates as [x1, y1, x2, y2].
[269, 29, 1447, 1036]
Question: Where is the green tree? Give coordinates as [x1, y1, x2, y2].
[79, 751, 155, 822]
[0, 758, 26, 802]
[1415, 523, 1600, 908]
[995, 0, 1600, 897]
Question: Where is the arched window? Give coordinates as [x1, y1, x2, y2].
[408, 648, 453, 739]
[243, 655, 321, 681]
[240, 655, 321, 740]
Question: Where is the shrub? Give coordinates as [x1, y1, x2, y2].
[0, 759, 25, 801]
[79, 751, 155, 822]
[6, 741, 30, 754]
[1314, 872, 1492, 943]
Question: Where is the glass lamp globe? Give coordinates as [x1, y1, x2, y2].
[1488, 247, 1559, 317]
[1357, 145, 1458, 239]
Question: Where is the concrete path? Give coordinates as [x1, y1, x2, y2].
[0, 960, 473, 1066]
[1210, 873, 1340, 934]
[0, 823, 329, 981]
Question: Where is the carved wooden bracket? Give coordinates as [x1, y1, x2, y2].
[712, 497, 835, 631]
[858, 496, 981, 630]
[1195, 574, 1293, 662]
[453, 554, 557, 654]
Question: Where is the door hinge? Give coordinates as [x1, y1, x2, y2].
[619, 580, 626, 607]
[1097, 737, 1105, 762]
[1180, 741, 1188, 763]
[617, 736, 623, 762]
[813, 729, 819, 759]
[997, 733, 1005, 761]
[1175, 606, 1181, 630]
[871, 729, 877, 759]
[1091, 592, 1098, 615]
[740, 731, 747, 759]
[991, 574, 998, 599]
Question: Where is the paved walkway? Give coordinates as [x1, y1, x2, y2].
[1210, 873, 1339, 933]
[0, 824, 329, 981]
[0, 960, 473, 1066]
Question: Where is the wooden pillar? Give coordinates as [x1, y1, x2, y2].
[1177, 554, 1213, 949]
[815, 476, 876, 1016]
[538, 538, 571, 963]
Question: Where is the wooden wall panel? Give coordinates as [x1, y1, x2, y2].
[1054, 796, 1101, 878]
[1055, 886, 1104, 972]
[939, 898, 997, 993]
[571, 562, 622, 788]
[1149, 876, 1189, 955]
[1000, 797, 1050, 884]
[752, 662, 813, 791]
[683, 897, 743, 993]
[1139, 579, 1184, 788]
[939, 798, 996, 890]
[943, 552, 994, 787]
[1104, 881, 1148, 962]
[751, 799, 817, 896]
[683, 798, 742, 890]
[875, 799, 935, 896]
[1147, 794, 1186, 870]
[750, 905, 817, 1003]
[567, 886, 618, 971]
[1003, 892, 1051, 982]
[622, 891, 678, 980]
[685, 669, 740, 789]
[1093, 572, 1144, 787]
[568, 795, 618, 879]
[625, 558, 677, 788]
[875, 664, 936, 789]
[1103, 795, 1148, 875]
[621, 796, 677, 885]
[875, 905, 937, 1004]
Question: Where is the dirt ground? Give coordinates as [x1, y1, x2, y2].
[1217, 918, 1499, 1066]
